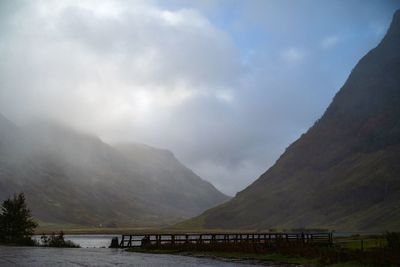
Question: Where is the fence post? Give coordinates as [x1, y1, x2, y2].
[128, 235, 132, 247]
[120, 235, 125, 248]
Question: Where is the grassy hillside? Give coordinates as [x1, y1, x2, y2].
[178, 10, 400, 232]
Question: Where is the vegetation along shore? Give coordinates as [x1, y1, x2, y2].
[127, 232, 400, 266]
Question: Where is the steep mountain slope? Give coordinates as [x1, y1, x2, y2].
[115, 143, 229, 213]
[181, 10, 400, 232]
[0, 119, 229, 227]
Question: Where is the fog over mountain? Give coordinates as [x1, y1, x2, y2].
[0, 114, 229, 226]
[0, 1, 399, 195]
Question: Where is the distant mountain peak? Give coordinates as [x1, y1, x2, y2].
[386, 9, 400, 40]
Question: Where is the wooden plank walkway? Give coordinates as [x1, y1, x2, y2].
[119, 232, 333, 248]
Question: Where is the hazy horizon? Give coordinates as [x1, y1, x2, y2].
[1, 0, 399, 195]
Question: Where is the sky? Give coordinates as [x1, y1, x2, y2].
[0, 0, 399, 195]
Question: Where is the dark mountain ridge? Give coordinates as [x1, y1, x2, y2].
[180, 10, 400, 232]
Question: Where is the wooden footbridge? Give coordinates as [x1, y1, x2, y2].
[119, 232, 333, 248]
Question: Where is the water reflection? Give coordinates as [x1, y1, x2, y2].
[0, 246, 265, 267]
[33, 234, 115, 248]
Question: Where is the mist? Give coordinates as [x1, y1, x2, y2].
[1, 0, 399, 195]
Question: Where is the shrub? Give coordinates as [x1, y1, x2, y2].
[40, 231, 80, 248]
[385, 232, 400, 249]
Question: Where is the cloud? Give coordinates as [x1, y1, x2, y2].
[280, 48, 305, 64]
[0, 0, 398, 195]
[0, 0, 250, 195]
[321, 35, 339, 49]
[0, 0, 241, 127]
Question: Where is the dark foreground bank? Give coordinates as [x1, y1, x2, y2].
[126, 234, 400, 267]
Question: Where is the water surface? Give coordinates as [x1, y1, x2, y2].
[33, 234, 115, 248]
[0, 246, 266, 266]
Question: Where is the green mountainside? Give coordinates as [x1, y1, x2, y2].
[179, 10, 400, 232]
[0, 117, 229, 227]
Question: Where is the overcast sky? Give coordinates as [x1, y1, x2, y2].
[0, 0, 399, 195]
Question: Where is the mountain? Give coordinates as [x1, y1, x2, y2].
[180, 10, 400, 232]
[115, 143, 229, 213]
[0, 118, 229, 227]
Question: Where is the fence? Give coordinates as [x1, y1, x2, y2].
[119, 232, 333, 248]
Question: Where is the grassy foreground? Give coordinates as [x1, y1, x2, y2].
[126, 233, 399, 267]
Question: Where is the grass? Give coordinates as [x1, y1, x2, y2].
[35, 221, 259, 235]
[126, 234, 397, 266]
[334, 235, 386, 251]
[35, 227, 159, 235]
[336, 239, 386, 250]
[35, 225, 246, 235]
[35, 224, 162, 235]
[35, 221, 85, 233]
[171, 213, 207, 230]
